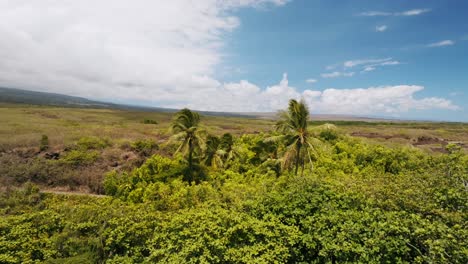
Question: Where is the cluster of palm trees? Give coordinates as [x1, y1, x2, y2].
[170, 109, 236, 182]
[170, 99, 316, 183]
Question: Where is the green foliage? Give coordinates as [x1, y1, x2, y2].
[142, 118, 158, 124]
[171, 108, 204, 183]
[318, 124, 339, 142]
[104, 154, 185, 200]
[2, 106, 468, 263]
[60, 150, 99, 166]
[147, 207, 299, 263]
[40, 134, 49, 151]
[130, 139, 159, 156]
[275, 99, 317, 175]
[76, 136, 111, 150]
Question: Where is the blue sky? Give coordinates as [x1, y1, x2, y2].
[220, 0, 468, 121]
[0, 0, 466, 121]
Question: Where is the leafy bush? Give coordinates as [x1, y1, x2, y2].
[76, 136, 111, 150]
[60, 150, 99, 166]
[2, 123, 468, 263]
[142, 119, 158, 124]
[104, 154, 185, 199]
[40, 135, 49, 151]
[131, 139, 159, 156]
[319, 128, 339, 141]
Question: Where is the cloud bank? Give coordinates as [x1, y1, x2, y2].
[0, 0, 286, 104]
[170, 74, 459, 115]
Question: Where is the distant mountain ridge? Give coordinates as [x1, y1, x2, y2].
[0, 87, 398, 121]
[0, 87, 116, 108]
[0, 87, 257, 118]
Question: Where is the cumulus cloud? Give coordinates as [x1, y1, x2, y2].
[0, 1, 459, 117]
[427, 40, 455, 47]
[375, 25, 387, 32]
[302, 85, 459, 115]
[320, 72, 355, 78]
[167, 74, 459, 115]
[174, 73, 300, 112]
[358, 8, 430, 17]
[306, 79, 317, 83]
[0, 0, 287, 105]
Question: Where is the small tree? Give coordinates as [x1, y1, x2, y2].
[170, 108, 204, 183]
[275, 99, 317, 176]
[204, 135, 224, 169]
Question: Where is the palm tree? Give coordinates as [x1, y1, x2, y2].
[275, 99, 316, 176]
[203, 135, 224, 170]
[170, 108, 203, 182]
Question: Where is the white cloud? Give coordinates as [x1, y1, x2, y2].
[339, 58, 401, 73]
[359, 11, 392, 17]
[362, 66, 376, 72]
[176, 73, 300, 112]
[320, 72, 355, 78]
[375, 25, 387, 32]
[303, 90, 322, 98]
[399, 9, 431, 16]
[0, 1, 459, 117]
[359, 8, 430, 17]
[0, 0, 287, 106]
[306, 78, 317, 83]
[379, 61, 400, 66]
[427, 40, 455, 47]
[179, 75, 459, 115]
[344, 58, 392, 68]
[303, 85, 459, 115]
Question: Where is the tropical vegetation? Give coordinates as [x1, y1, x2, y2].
[0, 100, 467, 263]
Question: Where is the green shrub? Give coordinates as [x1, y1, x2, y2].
[319, 128, 338, 141]
[131, 139, 159, 156]
[40, 135, 49, 151]
[142, 119, 158, 124]
[60, 150, 99, 166]
[104, 155, 185, 199]
[76, 137, 111, 150]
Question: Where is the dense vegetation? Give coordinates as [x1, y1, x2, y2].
[1, 101, 467, 263]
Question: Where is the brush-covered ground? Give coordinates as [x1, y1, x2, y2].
[0, 103, 467, 263]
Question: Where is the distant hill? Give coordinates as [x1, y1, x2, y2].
[0, 87, 394, 121]
[0, 87, 117, 108]
[0, 87, 254, 117]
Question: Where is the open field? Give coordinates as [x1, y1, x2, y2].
[1, 103, 466, 153]
[1, 103, 467, 193]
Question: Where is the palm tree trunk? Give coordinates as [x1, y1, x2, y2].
[301, 158, 305, 177]
[188, 139, 193, 183]
[295, 143, 301, 175]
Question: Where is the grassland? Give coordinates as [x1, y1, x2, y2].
[1, 103, 466, 152]
[1, 102, 467, 194]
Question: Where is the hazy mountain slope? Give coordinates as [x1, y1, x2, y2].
[0, 87, 392, 121]
[0, 87, 115, 108]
